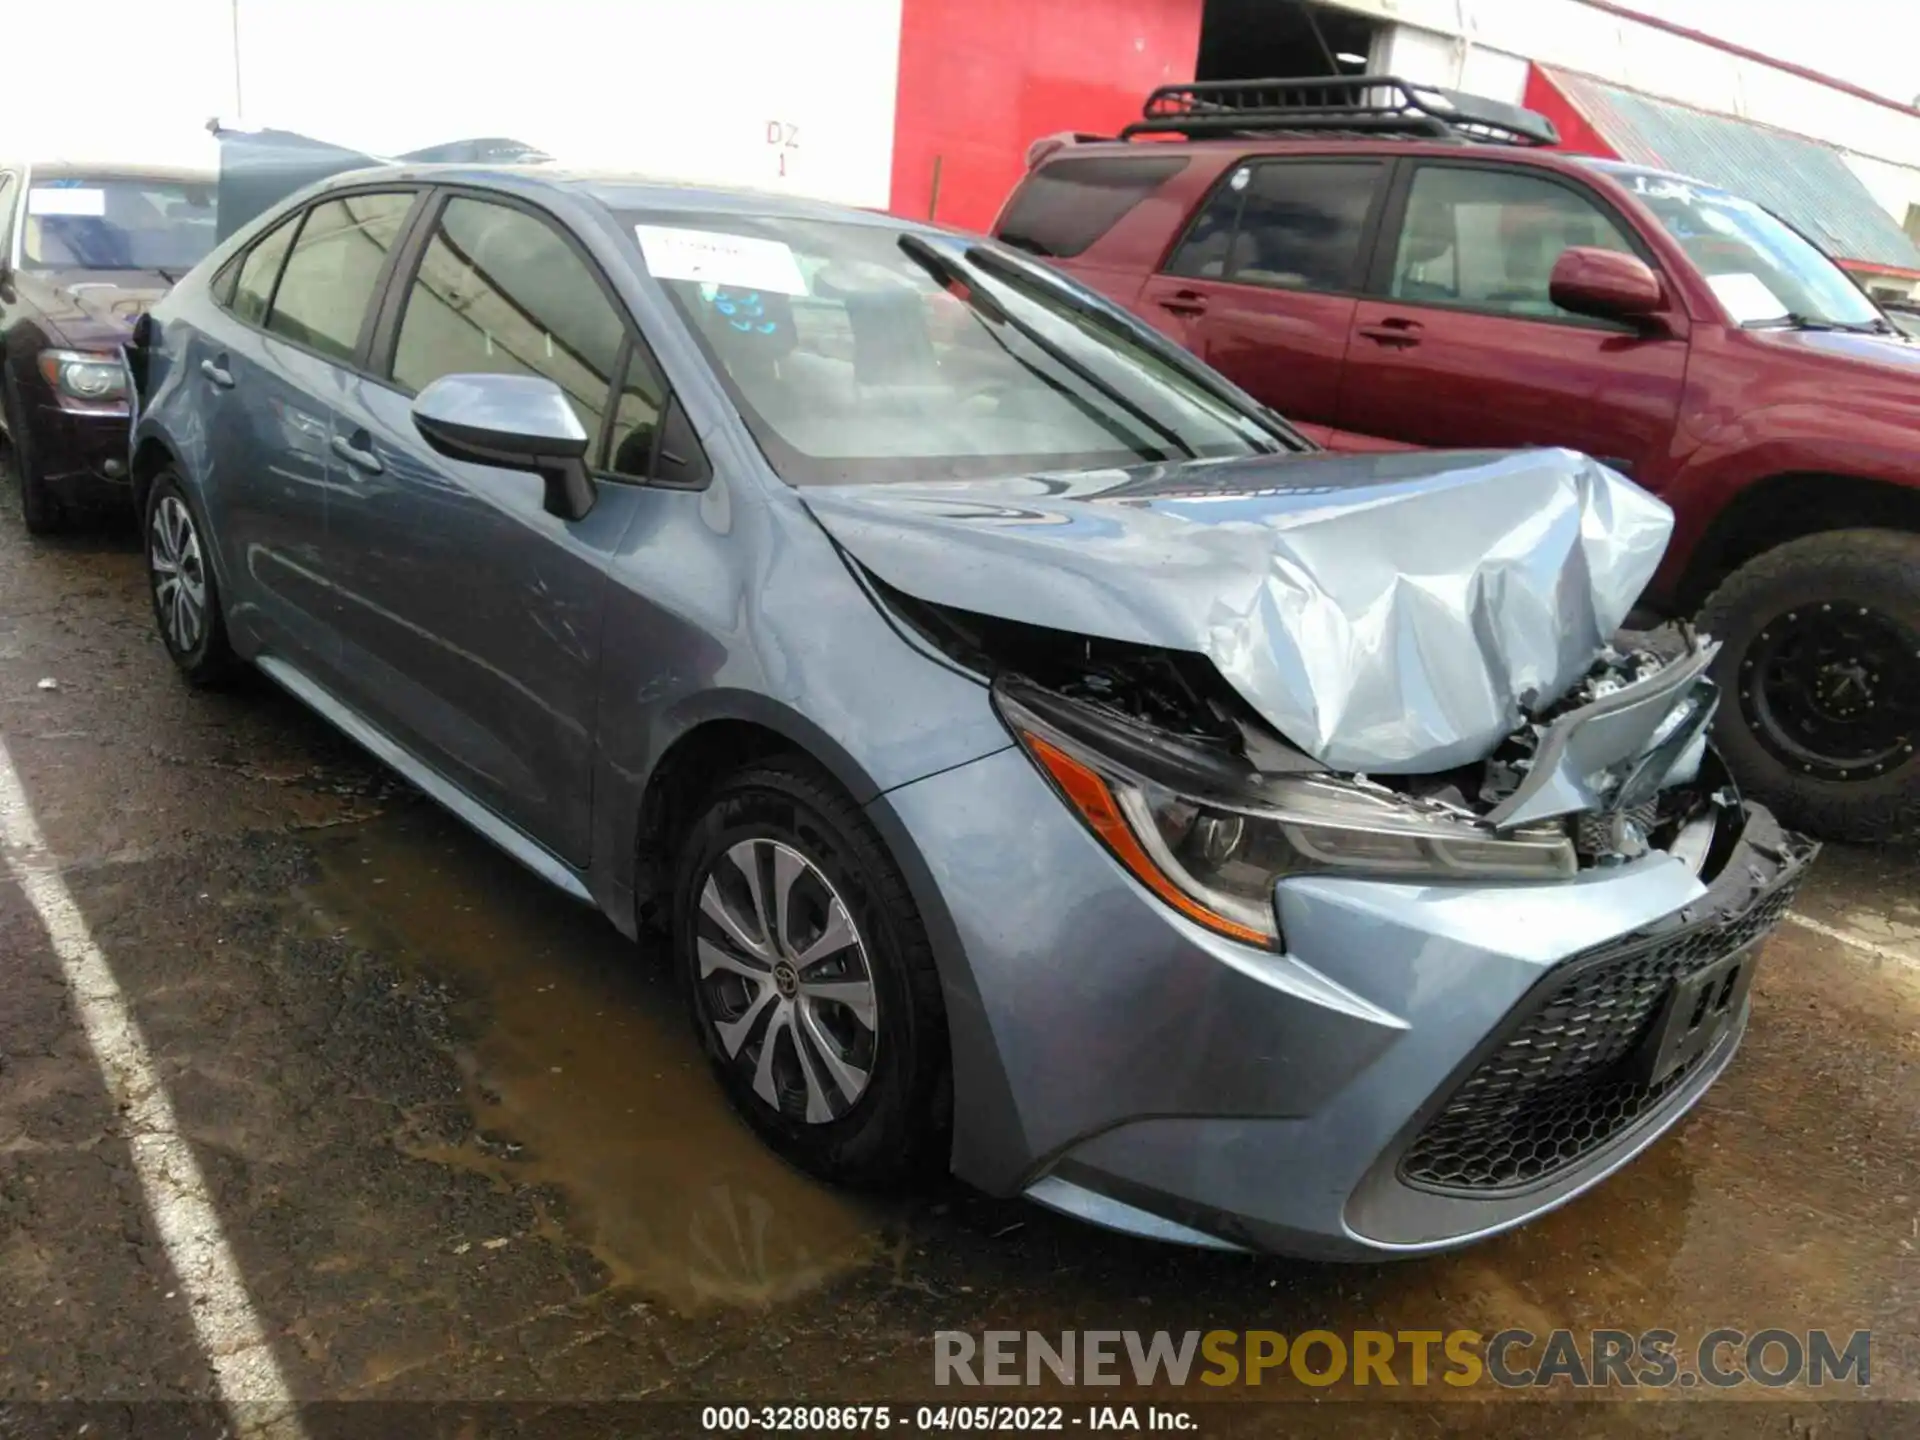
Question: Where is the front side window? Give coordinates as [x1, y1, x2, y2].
[1391, 166, 1636, 319]
[20, 174, 217, 274]
[630, 211, 1283, 487]
[1599, 165, 1884, 330]
[1168, 161, 1382, 291]
[265, 193, 415, 364]
[391, 197, 656, 468]
[997, 155, 1187, 259]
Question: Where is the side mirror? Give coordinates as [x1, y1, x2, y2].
[411, 373, 596, 521]
[1549, 246, 1666, 325]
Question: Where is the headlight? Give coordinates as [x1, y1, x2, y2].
[999, 688, 1576, 949]
[38, 349, 129, 408]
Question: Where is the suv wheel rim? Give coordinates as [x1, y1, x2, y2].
[150, 496, 208, 654]
[694, 838, 879, 1123]
[1741, 603, 1918, 782]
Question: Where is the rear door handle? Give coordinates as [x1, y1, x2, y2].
[1158, 289, 1209, 317]
[200, 358, 235, 388]
[1356, 318, 1423, 346]
[331, 431, 384, 475]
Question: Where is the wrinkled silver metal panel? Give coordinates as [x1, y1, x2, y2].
[803, 447, 1673, 773]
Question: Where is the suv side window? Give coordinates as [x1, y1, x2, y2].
[228, 213, 300, 325]
[1167, 161, 1383, 291]
[391, 196, 660, 474]
[264, 192, 415, 363]
[997, 155, 1188, 259]
[1390, 165, 1636, 319]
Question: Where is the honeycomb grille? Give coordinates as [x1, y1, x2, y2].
[1399, 871, 1803, 1194]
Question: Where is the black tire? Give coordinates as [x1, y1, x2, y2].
[672, 756, 951, 1187]
[143, 470, 241, 688]
[1699, 528, 1920, 844]
[2, 374, 66, 535]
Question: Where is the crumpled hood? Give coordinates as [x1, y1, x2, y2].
[804, 447, 1673, 773]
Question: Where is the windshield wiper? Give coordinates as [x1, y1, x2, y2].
[897, 233, 1195, 461]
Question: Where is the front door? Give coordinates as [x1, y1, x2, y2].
[1135, 157, 1388, 430]
[322, 193, 665, 863]
[1335, 162, 1687, 483]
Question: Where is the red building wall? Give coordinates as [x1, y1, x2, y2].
[890, 0, 1205, 234]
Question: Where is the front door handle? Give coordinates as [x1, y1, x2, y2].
[200, 358, 235, 388]
[1356, 318, 1423, 346]
[331, 431, 384, 475]
[1158, 289, 1209, 317]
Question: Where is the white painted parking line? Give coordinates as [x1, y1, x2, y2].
[1786, 910, 1920, 973]
[0, 739, 306, 1439]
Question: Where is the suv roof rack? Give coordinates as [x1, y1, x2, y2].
[1121, 75, 1560, 147]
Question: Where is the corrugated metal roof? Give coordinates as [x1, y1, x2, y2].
[1548, 69, 1920, 271]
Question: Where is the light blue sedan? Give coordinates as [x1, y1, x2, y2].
[126, 160, 1812, 1256]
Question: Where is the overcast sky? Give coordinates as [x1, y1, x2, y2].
[1649, 0, 1920, 106]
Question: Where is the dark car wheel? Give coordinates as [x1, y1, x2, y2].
[3, 374, 66, 536]
[1700, 528, 1920, 843]
[144, 470, 241, 688]
[672, 757, 951, 1187]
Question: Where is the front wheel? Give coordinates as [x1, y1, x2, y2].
[3, 376, 66, 535]
[672, 757, 951, 1187]
[144, 470, 241, 687]
[1699, 528, 1920, 843]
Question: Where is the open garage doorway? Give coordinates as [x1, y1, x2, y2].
[1197, 0, 1382, 83]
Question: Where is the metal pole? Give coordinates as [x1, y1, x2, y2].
[230, 0, 245, 123]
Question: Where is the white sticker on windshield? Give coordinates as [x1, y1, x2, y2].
[28, 187, 106, 217]
[634, 225, 807, 295]
[1707, 272, 1790, 324]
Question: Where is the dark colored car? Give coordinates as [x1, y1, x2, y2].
[0, 162, 218, 531]
[993, 77, 1920, 843]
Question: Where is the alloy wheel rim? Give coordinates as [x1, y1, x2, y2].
[694, 837, 879, 1124]
[1740, 603, 1919, 783]
[149, 496, 208, 655]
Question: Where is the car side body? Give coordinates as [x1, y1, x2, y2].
[993, 112, 1920, 843]
[127, 163, 1811, 1257]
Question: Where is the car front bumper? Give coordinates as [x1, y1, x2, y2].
[874, 745, 1814, 1258]
[28, 402, 133, 509]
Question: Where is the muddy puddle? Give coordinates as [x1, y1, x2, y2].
[291, 804, 888, 1316]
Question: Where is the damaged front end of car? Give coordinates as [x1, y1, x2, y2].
[884, 580, 1793, 950]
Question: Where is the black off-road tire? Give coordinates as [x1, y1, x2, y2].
[3, 374, 66, 536]
[672, 756, 951, 1187]
[1699, 529, 1920, 843]
[144, 470, 242, 688]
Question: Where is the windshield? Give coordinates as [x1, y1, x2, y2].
[626, 211, 1284, 486]
[1608, 167, 1883, 330]
[21, 176, 218, 273]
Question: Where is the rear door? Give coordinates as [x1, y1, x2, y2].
[1134, 157, 1389, 429]
[1335, 161, 1687, 480]
[197, 190, 418, 672]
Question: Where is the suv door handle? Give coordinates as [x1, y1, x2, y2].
[1158, 289, 1209, 316]
[1356, 318, 1423, 346]
[200, 357, 235, 388]
[331, 431, 384, 475]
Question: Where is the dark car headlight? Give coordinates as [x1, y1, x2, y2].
[38, 349, 130, 411]
[1000, 693, 1576, 949]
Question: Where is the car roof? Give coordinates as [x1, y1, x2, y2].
[312, 162, 930, 231]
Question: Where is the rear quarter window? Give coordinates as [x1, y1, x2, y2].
[996, 155, 1188, 259]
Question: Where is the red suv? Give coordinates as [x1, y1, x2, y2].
[993, 77, 1920, 843]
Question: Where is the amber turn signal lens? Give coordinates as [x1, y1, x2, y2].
[1025, 733, 1272, 948]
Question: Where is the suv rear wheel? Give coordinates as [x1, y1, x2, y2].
[1700, 529, 1919, 843]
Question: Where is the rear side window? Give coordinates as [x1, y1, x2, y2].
[997, 155, 1187, 258]
[264, 192, 414, 364]
[390, 197, 644, 460]
[1168, 160, 1383, 292]
[229, 215, 298, 325]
